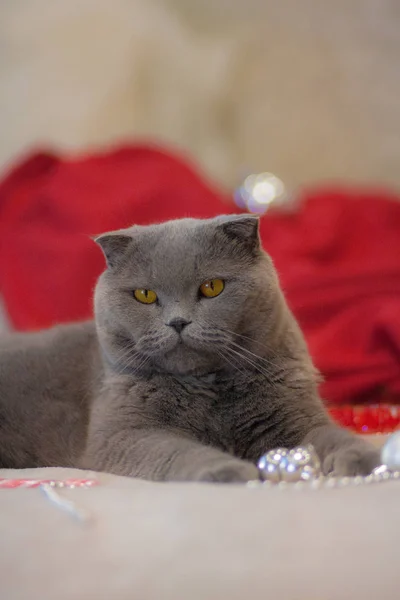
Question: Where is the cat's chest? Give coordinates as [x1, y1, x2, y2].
[131, 373, 237, 448]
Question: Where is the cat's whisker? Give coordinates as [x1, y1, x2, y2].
[225, 345, 262, 373]
[114, 340, 153, 373]
[225, 345, 279, 386]
[215, 349, 238, 373]
[123, 353, 150, 375]
[115, 339, 138, 363]
[216, 348, 249, 379]
[187, 329, 276, 380]
[135, 356, 150, 373]
[223, 348, 267, 382]
[215, 326, 281, 368]
[228, 340, 277, 373]
[116, 347, 141, 367]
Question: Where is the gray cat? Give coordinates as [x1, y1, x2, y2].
[0, 215, 380, 481]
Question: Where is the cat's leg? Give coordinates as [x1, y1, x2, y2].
[248, 411, 381, 476]
[291, 387, 382, 475]
[284, 409, 381, 476]
[241, 383, 381, 476]
[82, 428, 259, 483]
[300, 424, 381, 476]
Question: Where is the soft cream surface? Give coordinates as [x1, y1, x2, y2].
[0, 462, 398, 600]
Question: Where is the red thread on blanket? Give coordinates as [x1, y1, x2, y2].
[0, 478, 98, 488]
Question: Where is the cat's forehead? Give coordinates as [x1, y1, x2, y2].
[136, 214, 253, 250]
[149, 219, 213, 254]
[137, 219, 227, 279]
[125, 217, 245, 285]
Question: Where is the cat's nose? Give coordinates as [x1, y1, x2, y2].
[166, 317, 192, 334]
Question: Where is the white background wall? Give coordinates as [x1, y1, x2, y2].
[1, 0, 399, 191]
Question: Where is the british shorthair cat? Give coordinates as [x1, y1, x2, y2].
[0, 215, 380, 481]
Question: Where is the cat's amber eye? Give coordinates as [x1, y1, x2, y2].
[199, 279, 225, 298]
[133, 289, 158, 304]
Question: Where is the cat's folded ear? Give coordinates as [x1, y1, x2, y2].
[216, 215, 260, 254]
[93, 231, 133, 269]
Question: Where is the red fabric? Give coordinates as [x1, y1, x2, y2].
[0, 145, 399, 408]
[260, 190, 400, 405]
[0, 146, 232, 329]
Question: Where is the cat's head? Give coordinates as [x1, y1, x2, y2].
[94, 215, 282, 376]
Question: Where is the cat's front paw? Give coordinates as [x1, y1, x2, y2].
[195, 459, 259, 484]
[323, 443, 381, 476]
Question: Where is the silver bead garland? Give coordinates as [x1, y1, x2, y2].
[251, 432, 400, 490]
[257, 445, 321, 483]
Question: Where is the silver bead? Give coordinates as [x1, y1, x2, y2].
[268, 449, 288, 464]
[234, 172, 287, 215]
[258, 445, 322, 484]
[381, 432, 400, 471]
[257, 457, 281, 483]
[300, 465, 317, 481]
[326, 477, 338, 488]
[311, 478, 323, 490]
[338, 477, 350, 487]
[305, 445, 321, 474]
[294, 481, 306, 490]
[258, 449, 288, 482]
[246, 479, 262, 489]
[289, 447, 311, 466]
[262, 481, 274, 489]
[372, 464, 389, 478]
[279, 456, 303, 483]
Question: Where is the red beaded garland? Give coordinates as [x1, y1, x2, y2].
[329, 404, 400, 434]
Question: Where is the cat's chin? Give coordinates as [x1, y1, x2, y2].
[156, 343, 220, 377]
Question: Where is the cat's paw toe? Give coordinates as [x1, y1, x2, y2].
[323, 445, 381, 476]
[196, 460, 259, 483]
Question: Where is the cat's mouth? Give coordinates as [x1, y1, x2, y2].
[163, 334, 211, 357]
[139, 329, 219, 372]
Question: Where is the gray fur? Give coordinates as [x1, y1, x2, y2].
[0, 215, 380, 481]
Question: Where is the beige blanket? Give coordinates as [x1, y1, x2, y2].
[0, 465, 398, 600]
